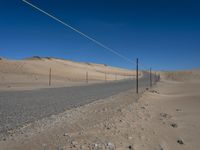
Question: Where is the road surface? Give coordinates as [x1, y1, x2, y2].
[0, 73, 152, 135]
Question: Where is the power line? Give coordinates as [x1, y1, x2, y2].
[22, 0, 134, 64]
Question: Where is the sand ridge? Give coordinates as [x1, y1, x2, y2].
[0, 57, 137, 91]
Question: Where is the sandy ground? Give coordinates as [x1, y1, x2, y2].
[161, 70, 200, 81]
[0, 57, 136, 91]
[0, 71, 200, 150]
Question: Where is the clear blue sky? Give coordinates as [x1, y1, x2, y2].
[0, 0, 200, 70]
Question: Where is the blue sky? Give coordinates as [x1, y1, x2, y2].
[0, 0, 200, 70]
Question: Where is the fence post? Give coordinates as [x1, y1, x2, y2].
[49, 68, 51, 86]
[105, 65, 107, 82]
[105, 72, 107, 82]
[150, 68, 152, 87]
[136, 58, 139, 94]
[115, 74, 117, 81]
[86, 71, 88, 83]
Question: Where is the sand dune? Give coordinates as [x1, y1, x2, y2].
[0, 57, 137, 90]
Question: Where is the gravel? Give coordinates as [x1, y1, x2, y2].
[0, 73, 151, 135]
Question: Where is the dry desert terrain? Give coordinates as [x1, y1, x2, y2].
[0, 68, 200, 149]
[0, 57, 136, 91]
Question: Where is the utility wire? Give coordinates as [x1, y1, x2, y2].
[22, 0, 134, 64]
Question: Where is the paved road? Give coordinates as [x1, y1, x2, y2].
[0, 73, 151, 135]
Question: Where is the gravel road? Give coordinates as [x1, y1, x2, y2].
[0, 73, 151, 135]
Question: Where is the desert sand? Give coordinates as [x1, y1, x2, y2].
[0, 70, 200, 150]
[0, 57, 136, 91]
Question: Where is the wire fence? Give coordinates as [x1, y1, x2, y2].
[18, 0, 160, 93]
